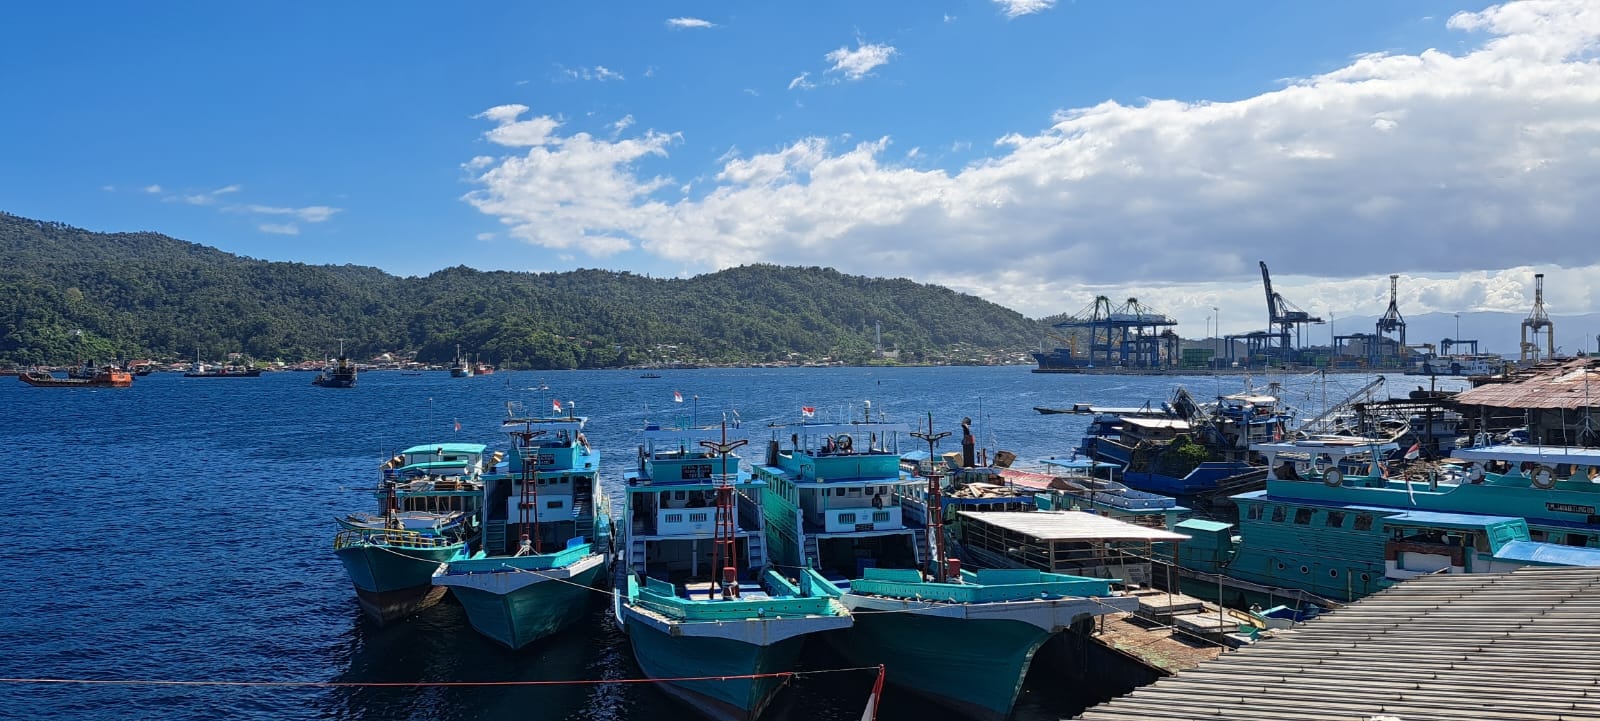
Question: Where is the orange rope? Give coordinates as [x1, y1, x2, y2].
[0, 665, 880, 689]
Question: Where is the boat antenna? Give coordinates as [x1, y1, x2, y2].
[698, 422, 748, 600]
[912, 413, 952, 583]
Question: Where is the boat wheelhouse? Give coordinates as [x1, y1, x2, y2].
[615, 422, 850, 721]
[1171, 438, 1600, 604]
[332, 442, 489, 625]
[432, 413, 611, 650]
[755, 414, 1144, 721]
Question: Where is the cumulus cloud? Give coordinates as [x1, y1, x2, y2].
[994, 0, 1055, 18]
[787, 72, 815, 91]
[464, 0, 1600, 319]
[143, 184, 162, 193]
[666, 17, 715, 29]
[825, 41, 897, 80]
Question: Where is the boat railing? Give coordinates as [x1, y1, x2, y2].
[333, 528, 458, 551]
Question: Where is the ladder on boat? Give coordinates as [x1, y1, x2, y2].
[911, 528, 929, 566]
[802, 535, 820, 568]
[484, 519, 507, 555]
[628, 538, 647, 573]
[746, 533, 767, 571]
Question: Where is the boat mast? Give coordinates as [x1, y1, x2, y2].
[511, 423, 547, 555]
[700, 422, 748, 599]
[912, 413, 952, 583]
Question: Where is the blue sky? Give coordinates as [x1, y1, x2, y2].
[4, 1, 1598, 336]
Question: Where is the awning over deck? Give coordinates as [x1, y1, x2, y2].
[957, 511, 1190, 542]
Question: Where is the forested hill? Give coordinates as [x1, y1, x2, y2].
[0, 212, 1047, 368]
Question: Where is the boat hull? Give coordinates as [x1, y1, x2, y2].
[334, 543, 461, 624]
[436, 554, 606, 649]
[622, 612, 808, 721]
[827, 597, 1108, 721]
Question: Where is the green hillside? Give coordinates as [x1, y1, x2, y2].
[0, 212, 1049, 368]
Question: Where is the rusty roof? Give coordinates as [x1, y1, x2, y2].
[1453, 358, 1600, 410]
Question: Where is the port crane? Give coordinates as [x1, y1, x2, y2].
[1259, 261, 1324, 358]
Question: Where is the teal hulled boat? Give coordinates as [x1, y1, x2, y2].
[333, 442, 490, 625]
[1175, 438, 1600, 604]
[432, 411, 612, 649]
[615, 421, 851, 721]
[751, 411, 1137, 721]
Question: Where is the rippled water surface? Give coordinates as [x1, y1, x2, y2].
[1, 366, 1420, 720]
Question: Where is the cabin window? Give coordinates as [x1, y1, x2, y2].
[1293, 508, 1313, 525]
[1328, 569, 1339, 578]
[537, 478, 546, 485]
[1300, 565, 1309, 574]
[1566, 534, 1590, 547]
[673, 491, 687, 500]
[847, 487, 862, 497]
[872, 511, 890, 522]
[1361, 573, 1371, 582]
[822, 489, 831, 497]
[1531, 530, 1547, 542]
[559, 477, 570, 485]
[1246, 504, 1262, 520]
[1353, 514, 1374, 531]
[665, 513, 682, 523]
[689, 513, 708, 523]
[1270, 506, 1286, 523]
[546, 500, 562, 509]
[1325, 511, 1346, 528]
[839, 513, 857, 523]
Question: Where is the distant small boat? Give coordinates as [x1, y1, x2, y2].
[19, 366, 133, 388]
[450, 344, 473, 378]
[639, 372, 661, 379]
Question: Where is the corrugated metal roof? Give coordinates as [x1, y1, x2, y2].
[1454, 359, 1600, 410]
[957, 510, 1191, 541]
[1075, 567, 1600, 721]
[1493, 540, 1600, 567]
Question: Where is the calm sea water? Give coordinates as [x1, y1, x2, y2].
[0, 366, 1436, 721]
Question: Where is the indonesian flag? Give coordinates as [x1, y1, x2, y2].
[552, 399, 562, 413]
[673, 390, 683, 403]
[454, 419, 461, 432]
[1404, 442, 1421, 460]
[802, 406, 815, 418]
[859, 665, 885, 721]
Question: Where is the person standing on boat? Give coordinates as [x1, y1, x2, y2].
[961, 417, 975, 468]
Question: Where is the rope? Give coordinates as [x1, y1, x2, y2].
[0, 665, 882, 689]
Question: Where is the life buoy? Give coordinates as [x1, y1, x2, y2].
[1465, 463, 1485, 483]
[1322, 469, 1344, 487]
[1531, 465, 1558, 490]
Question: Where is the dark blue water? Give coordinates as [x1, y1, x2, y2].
[0, 366, 1419, 720]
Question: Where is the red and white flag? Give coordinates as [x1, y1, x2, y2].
[801, 406, 815, 418]
[1404, 442, 1421, 460]
[859, 665, 885, 721]
[673, 390, 684, 403]
[552, 399, 562, 413]
[454, 419, 461, 432]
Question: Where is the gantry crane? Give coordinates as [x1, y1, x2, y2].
[1374, 274, 1407, 364]
[1520, 273, 1555, 361]
[1259, 261, 1324, 359]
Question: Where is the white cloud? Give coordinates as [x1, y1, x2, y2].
[143, 184, 162, 193]
[259, 223, 299, 235]
[241, 204, 342, 223]
[173, 184, 244, 206]
[558, 65, 624, 82]
[464, 0, 1600, 319]
[666, 17, 716, 29]
[476, 232, 496, 241]
[825, 41, 897, 80]
[101, 185, 115, 192]
[994, 0, 1055, 18]
[613, 114, 636, 134]
[944, 14, 957, 23]
[787, 72, 815, 91]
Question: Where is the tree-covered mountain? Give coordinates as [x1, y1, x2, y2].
[0, 212, 1050, 368]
